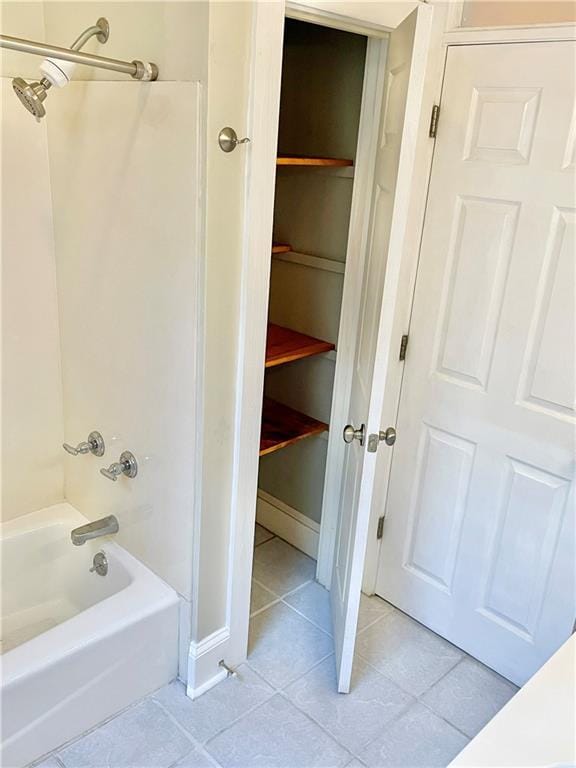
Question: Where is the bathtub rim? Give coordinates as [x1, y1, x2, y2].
[0, 502, 179, 687]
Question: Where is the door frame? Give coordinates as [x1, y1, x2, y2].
[226, 0, 429, 668]
[363, 10, 576, 596]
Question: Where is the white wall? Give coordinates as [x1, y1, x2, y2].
[1, 1, 65, 520]
[192, 0, 253, 644]
[461, 1, 576, 27]
[41, 1, 208, 605]
[42, 1, 208, 83]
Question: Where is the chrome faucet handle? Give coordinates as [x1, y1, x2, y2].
[63, 430, 105, 457]
[100, 450, 138, 481]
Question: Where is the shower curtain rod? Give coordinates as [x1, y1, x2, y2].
[0, 34, 158, 81]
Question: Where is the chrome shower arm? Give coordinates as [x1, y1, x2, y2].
[70, 18, 109, 51]
[0, 33, 158, 81]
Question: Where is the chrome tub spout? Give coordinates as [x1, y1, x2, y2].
[71, 515, 119, 546]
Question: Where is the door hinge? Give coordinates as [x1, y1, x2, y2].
[399, 334, 409, 361]
[377, 516, 385, 540]
[429, 104, 440, 138]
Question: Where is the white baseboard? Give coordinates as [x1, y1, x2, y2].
[256, 489, 320, 559]
[186, 626, 230, 700]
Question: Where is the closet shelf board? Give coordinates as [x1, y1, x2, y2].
[266, 323, 335, 368]
[260, 397, 328, 456]
[276, 155, 353, 167]
[272, 242, 292, 254]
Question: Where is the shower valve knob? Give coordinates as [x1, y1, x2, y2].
[100, 451, 138, 481]
[63, 430, 105, 457]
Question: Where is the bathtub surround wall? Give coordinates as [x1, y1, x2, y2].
[1, 74, 65, 521]
[49, 77, 202, 599]
[45, 2, 209, 682]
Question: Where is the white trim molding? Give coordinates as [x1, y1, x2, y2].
[226, 0, 286, 669]
[444, 25, 576, 44]
[186, 626, 230, 700]
[256, 489, 320, 559]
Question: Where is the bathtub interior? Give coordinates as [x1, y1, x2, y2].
[0, 520, 132, 654]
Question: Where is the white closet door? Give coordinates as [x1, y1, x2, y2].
[331, 6, 432, 693]
[376, 41, 575, 685]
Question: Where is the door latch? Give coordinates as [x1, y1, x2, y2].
[367, 427, 397, 453]
[343, 423, 365, 446]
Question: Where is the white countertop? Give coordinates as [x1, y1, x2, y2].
[450, 635, 576, 767]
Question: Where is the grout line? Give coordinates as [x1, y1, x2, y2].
[281, 578, 316, 596]
[250, 575, 315, 603]
[249, 596, 282, 618]
[200, 677, 276, 748]
[350, 651, 476, 746]
[416, 655, 466, 699]
[166, 742, 222, 768]
[417, 697, 473, 741]
[355, 607, 395, 636]
[353, 650, 421, 700]
[249, 576, 332, 636]
[348, 698, 418, 762]
[280, 597, 333, 638]
[30, 755, 67, 768]
[250, 575, 284, 598]
[51, 694, 152, 765]
[288, 680, 416, 764]
[152, 696, 207, 751]
[245, 648, 334, 695]
[276, 688, 354, 762]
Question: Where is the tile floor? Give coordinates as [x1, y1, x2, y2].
[33, 525, 518, 768]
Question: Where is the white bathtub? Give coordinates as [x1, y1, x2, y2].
[0, 503, 180, 767]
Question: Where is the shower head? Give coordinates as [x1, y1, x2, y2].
[12, 76, 49, 120]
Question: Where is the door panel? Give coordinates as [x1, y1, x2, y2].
[519, 206, 574, 418]
[376, 41, 575, 685]
[435, 196, 519, 389]
[405, 425, 475, 593]
[330, 6, 432, 693]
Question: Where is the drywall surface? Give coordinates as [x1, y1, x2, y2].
[461, 1, 576, 27]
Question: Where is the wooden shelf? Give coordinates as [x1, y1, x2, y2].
[277, 155, 353, 167]
[266, 323, 334, 368]
[272, 242, 292, 254]
[260, 397, 328, 456]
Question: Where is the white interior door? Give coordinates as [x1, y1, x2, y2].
[376, 41, 575, 685]
[331, 6, 431, 693]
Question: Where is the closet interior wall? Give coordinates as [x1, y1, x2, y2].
[259, 21, 367, 531]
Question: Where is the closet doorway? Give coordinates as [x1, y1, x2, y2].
[230, 2, 432, 694]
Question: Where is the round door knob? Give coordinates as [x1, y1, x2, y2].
[343, 424, 365, 445]
[379, 426, 396, 446]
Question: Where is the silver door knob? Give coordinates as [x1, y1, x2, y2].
[343, 424, 365, 445]
[218, 126, 250, 153]
[379, 427, 396, 446]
